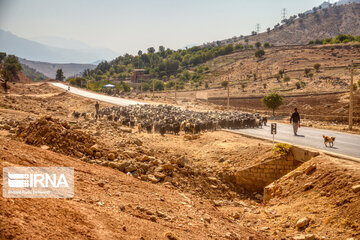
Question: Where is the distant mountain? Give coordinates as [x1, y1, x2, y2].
[0, 29, 118, 64]
[19, 58, 96, 79]
[30, 36, 91, 50]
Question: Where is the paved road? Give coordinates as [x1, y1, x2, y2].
[51, 83, 143, 106]
[226, 123, 360, 160]
[51, 82, 360, 160]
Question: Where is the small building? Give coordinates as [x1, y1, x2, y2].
[131, 69, 150, 83]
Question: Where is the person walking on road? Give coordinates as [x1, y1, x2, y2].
[290, 108, 300, 136]
[95, 101, 99, 120]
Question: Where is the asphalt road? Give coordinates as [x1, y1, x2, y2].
[226, 123, 360, 160]
[51, 82, 360, 160]
[51, 83, 143, 106]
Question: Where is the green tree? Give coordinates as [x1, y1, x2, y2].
[154, 80, 164, 91]
[255, 49, 265, 58]
[1, 55, 22, 93]
[56, 69, 65, 81]
[147, 47, 155, 54]
[0, 52, 6, 63]
[263, 42, 270, 48]
[137, 50, 143, 56]
[255, 42, 262, 49]
[262, 93, 284, 116]
[283, 75, 290, 83]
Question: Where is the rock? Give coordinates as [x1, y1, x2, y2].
[296, 217, 310, 229]
[293, 234, 315, 240]
[90, 144, 99, 152]
[352, 185, 360, 193]
[98, 182, 105, 187]
[204, 216, 212, 223]
[108, 153, 115, 161]
[2, 124, 11, 130]
[148, 174, 160, 183]
[40, 145, 50, 150]
[125, 165, 137, 173]
[304, 183, 313, 191]
[165, 232, 180, 240]
[255, 194, 263, 201]
[141, 155, 150, 162]
[292, 171, 302, 179]
[95, 152, 102, 159]
[304, 165, 316, 175]
[149, 216, 157, 222]
[119, 205, 125, 211]
[162, 164, 175, 170]
[133, 138, 143, 146]
[154, 172, 166, 179]
[156, 211, 167, 218]
[177, 156, 188, 167]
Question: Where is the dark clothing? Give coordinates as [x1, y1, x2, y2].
[290, 112, 300, 123]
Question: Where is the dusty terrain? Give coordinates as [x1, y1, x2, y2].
[0, 83, 359, 240]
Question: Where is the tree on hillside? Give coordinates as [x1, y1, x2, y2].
[262, 93, 283, 116]
[0, 54, 22, 93]
[267, 28, 271, 34]
[314, 63, 321, 72]
[137, 50, 143, 56]
[255, 49, 265, 58]
[255, 42, 262, 49]
[56, 69, 65, 81]
[147, 47, 155, 54]
[221, 80, 229, 89]
[263, 42, 270, 48]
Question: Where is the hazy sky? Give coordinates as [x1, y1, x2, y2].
[0, 0, 327, 54]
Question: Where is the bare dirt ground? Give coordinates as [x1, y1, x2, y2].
[1, 82, 359, 240]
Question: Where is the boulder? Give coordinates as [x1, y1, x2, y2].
[352, 185, 360, 193]
[296, 217, 310, 229]
[147, 175, 160, 183]
[108, 153, 116, 161]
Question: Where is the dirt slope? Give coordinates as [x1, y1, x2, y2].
[0, 137, 267, 240]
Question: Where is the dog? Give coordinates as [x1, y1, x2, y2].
[322, 134, 335, 147]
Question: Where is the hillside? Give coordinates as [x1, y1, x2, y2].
[20, 63, 49, 81]
[0, 29, 118, 63]
[246, 3, 360, 46]
[19, 58, 96, 79]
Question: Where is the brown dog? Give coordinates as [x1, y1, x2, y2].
[322, 134, 335, 147]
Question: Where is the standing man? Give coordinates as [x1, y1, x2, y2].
[290, 108, 300, 136]
[95, 101, 99, 120]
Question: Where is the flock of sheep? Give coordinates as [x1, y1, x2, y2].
[75, 104, 267, 135]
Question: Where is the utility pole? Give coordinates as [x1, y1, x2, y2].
[152, 79, 155, 98]
[349, 61, 354, 130]
[227, 77, 230, 111]
[281, 8, 287, 21]
[256, 24, 260, 34]
[174, 78, 177, 102]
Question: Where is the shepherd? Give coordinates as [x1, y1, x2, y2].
[290, 108, 300, 136]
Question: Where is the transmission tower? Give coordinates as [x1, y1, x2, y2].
[281, 8, 287, 21]
[256, 24, 260, 34]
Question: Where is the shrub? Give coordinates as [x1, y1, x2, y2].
[255, 49, 265, 58]
[273, 143, 293, 157]
[263, 42, 270, 48]
[314, 64, 321, 72]
[221, 80, 229, 88]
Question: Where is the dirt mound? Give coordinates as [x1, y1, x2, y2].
[16, 116, 99, 158]
[264, 155, 360, 239]
[17, 72, 32, 83]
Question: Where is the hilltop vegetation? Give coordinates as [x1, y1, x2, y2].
[83, 43, 254, 91]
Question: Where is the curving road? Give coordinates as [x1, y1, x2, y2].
[51, 82, 360, 161]
[51, 82, 143, 106]
[226, 123, 360, 161]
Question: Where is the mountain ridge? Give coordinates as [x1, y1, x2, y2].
[0, 29, 118, 64]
